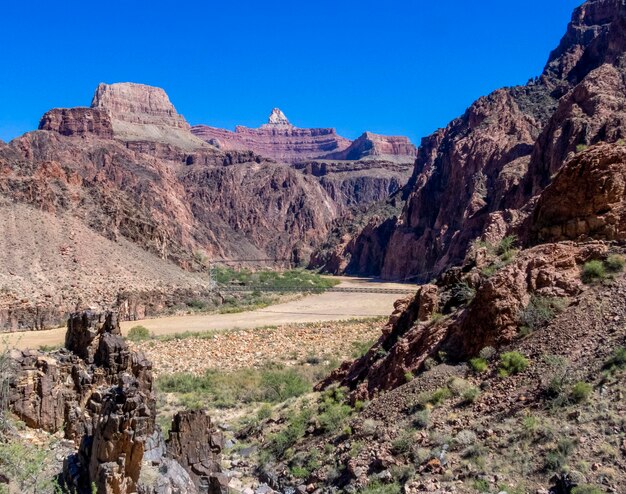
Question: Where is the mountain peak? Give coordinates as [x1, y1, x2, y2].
[266, 108, 291, 127]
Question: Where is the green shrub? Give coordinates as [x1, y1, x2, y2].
[359, 481, 402, 494]
[576, 143, 588, 153]
[605, 254, 626, 273]
[462, 386, 480, 404]
[412, 409, 430, 429]
[570, 381, 592, 404]
[603, 346, 626, 374]
[519, 296, 566, 334]
[261, 368, 310, 402]
[391, 431, 413, 455]
[290, 465, 310, 479]
[571, 485, 604, 494]
[430, 387, 452, 406]
[351, 339, 375, 358]
[404, 371, 414, 383]
[498, 352, 529, 377]
[469, 357, 488, 373]
[256, 403, 273, 421]
[544, 437, 576, 472]
[127, 325, 151, 342]
[472, 478, 490, 492]
[497, 235, 518, 260]
[582, 260, 606, 283]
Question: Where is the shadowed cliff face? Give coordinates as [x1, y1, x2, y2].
[335, 0, 626, 281]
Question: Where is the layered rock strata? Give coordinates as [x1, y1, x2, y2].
[8, 310, 223, 494]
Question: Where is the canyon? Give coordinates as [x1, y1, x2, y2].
[0, 82, 414, 331]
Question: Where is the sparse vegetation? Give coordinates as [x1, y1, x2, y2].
[603, 346, 626, 374]
[519, 296, 567, 335]
[497, 234, 518, 260]
[570, 381, 592, 403]
[582, 260, 606, 283]
[498, 351, 529, 377]
[156, 364, 311, 409]
[605, 254, 626, 273]
[213, 266, 339, 292]
[127, 325, 151, 342]
[469, 357, 489, 373]
[571, 485, 604, 494]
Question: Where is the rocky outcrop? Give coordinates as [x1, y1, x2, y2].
[166, 411, 226, 491]
[321, 241, 608, 399]
[293, 159, 413, 209]
[39, 108, 113, 139]
[324, 132, 417, 161]
[338, 0, 626, 280]
[532, 143, 626, 242]
[8, 311, 223, 494]
[91, 82, 207, 149]
[0, 84, 347, 329]
[192, 108, 352, 163]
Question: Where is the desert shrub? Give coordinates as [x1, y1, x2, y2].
[317, 387, 352, 434]
[429, 387, 452, 406]
[576, 143, 588, 153]
[360, 419, 379, 437]
[412, 409, 430, 429]
[127, 325, 151, 342]
[582, 260, 606, 283]
[462, 386, 480, 404]
[261, 368, 310, 402]
[290, 465, 310, 479]
[544, 437, 577, 471]
[359, 481, 402, 494]
[156, 365, 310, 408]
[186, 299, 207, 310]
[256, 403, 273, 421]
[351, 339, 375, 358]
[447, 377, 471, 396]
[469, 357, 488, 373]
[603, 346, 626, 374]
[571, 485, 604, 494]
[497, 235, 518, 260]
[391, 431, 414, 455]
[605, 254, 626, 273]
[519, 296, 566, 334]
[472, 479, 490, 492]
[450, 282, 476, 305]
[479, 346, 496, 360]
[404, 371, 414, 383]
[570, 381, 592, 404]
[453, 429, 477, 449]
[498, 352, 529, 377]
[0, 439, 58, 493]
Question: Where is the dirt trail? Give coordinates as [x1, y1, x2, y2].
[4, 277, 415, 350]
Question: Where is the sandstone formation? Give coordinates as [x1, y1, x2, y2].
[319, 241, 608, 399]
[91, 82, 206, 149]
[192, 108, 418, 165]
[7, 311, 223, 494]
[39, 107, 114, 139]
[191, 108, 352, 163]
[324, 131, 417, 162]
[0, 84, 344, 330]
[327, 0, 626, 281]
[532, 143, 626, 242]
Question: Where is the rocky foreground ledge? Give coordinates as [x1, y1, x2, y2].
[6, 310, 226, 494]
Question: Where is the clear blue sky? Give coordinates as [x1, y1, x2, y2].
[0, 0, 582, 144]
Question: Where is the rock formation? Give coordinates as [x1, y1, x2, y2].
[319, 241, 608, 400]
[328, 0, 626, 281]
[7, 310, 223, 494]
[324, 132, 417, 162]
[192, 108, 417, 165]
[39, 108, 114, 139]
[532, 143, 626, 243]
[0, 84, 345, 330]
[191, 108, 352, 163]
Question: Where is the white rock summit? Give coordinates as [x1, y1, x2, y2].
[262, 108, 292, 128]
